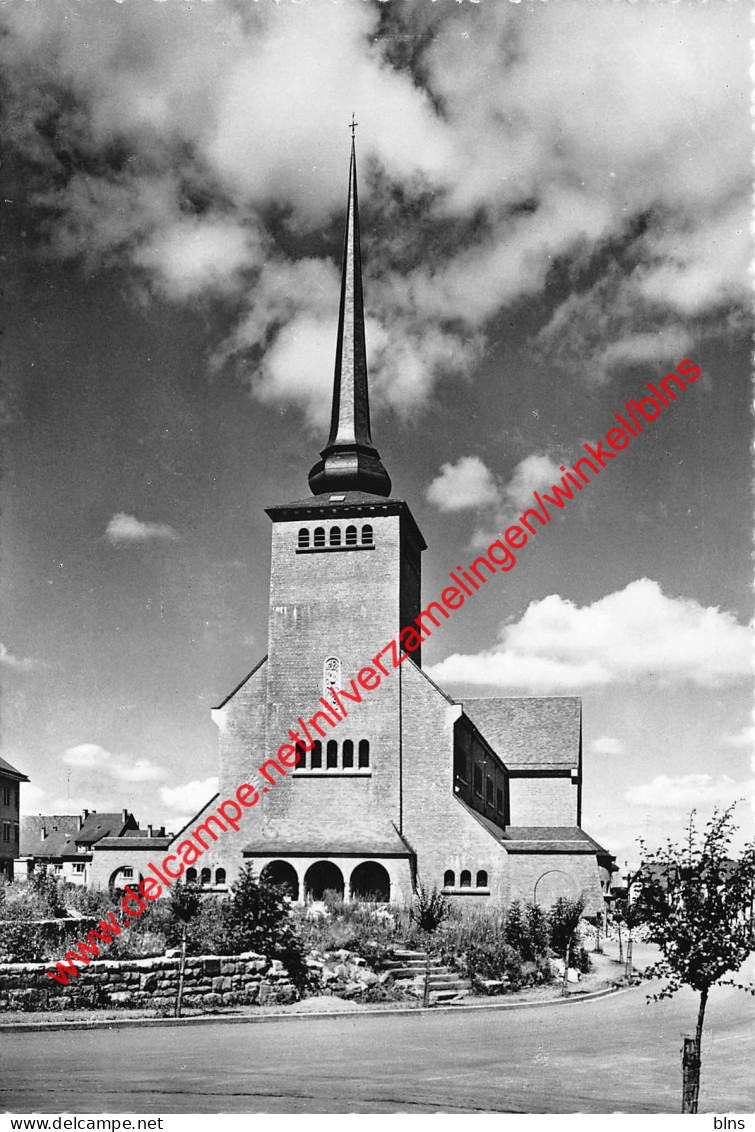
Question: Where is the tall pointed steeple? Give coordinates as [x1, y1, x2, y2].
[308, 134, 392, 498]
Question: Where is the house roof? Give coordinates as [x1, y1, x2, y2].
[96, 834, 173, 851]
[22, 811, 133, 858]
[0, 756, 29, 782]
[461, 697, 581, 771]
[19, 814, 79, 857]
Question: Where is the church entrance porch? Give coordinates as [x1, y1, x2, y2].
[304, 861, 344, 901]
[261, 860, 300, 901]
[350, 860, 390, 902]
[242, 853, 415, 906]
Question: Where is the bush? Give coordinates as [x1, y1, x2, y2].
[222, 865, 310, 990]
[410, 885, 450, 934]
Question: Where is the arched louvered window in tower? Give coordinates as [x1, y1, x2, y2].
[361, 524, 373, 546]
[310, 741, 322, 769]
[298, 528, 309, 549]
[314, 527, 326, 548]
[345, 525, 357, 545]
[327, 740, 338, 769]
[358, 739, 370, 768]
[330, 526, 342, 547]
[342, 739, 354, 768]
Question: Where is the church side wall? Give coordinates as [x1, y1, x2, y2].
[399, 662, 512, 904]
[508, 776, 577, 826]
[506, 852, 605, 915]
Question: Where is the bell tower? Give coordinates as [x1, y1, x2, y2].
[260, 132, 425, 837]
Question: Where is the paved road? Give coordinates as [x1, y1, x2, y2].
[2, 977, 753, 1114]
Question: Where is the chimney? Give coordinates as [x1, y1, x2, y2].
[147, 824, 154, 838]
[40, 827, 46, 841]
[122, 808, 128, 824]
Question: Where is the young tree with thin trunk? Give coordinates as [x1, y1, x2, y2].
[632, 805, 755, 1114]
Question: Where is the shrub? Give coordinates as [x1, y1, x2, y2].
[410, 885, 450, 934]
[223, 865, 310, 990]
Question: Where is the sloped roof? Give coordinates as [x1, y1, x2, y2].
[502, 826, 612, 855]
[23, 812, 131, 858]
[243, 823, 413, 858]
[0, 756, 29, 781]
[462, 697, 581, 771]
[96, 834, 173, 851]
[19, 815, 79, 857]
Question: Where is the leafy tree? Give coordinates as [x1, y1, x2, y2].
[632, 806, 755, 1114]
[549, 896, 585, 995]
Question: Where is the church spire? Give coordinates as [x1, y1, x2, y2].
[308, 132, 392, 498]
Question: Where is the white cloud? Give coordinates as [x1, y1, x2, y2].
[160, 777, 219, 815]
[502, 453, 564, 512]
[62, 743, 111, 769]
[62, 743, 166, 784]
[426, 456, 500, 513]
[0, 643, 35, 671]
[105, 512, 179, 544]
[0, 0, 747, 422]
[110, 759, 167, 784]
[625, 774, 743, 810]
[720, 725, 755, 751]
[590, 736, 623, 756]
[428, 579, 752, 691]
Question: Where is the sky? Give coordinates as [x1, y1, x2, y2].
[0, 0, 752, 867]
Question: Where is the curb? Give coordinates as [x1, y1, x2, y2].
[0, 983, 631, 1033]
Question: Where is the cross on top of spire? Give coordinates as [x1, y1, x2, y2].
[349, 113, 358, 139]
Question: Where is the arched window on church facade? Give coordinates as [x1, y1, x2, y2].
[361, 524, 373, 546]
[216, 868, 226, 885]
[444, 869, 455, 888]
[310, 741, 322, 769]
[314, 527, 326, 548]
[358, 739, 370, 768]
[326, 739, 338, 768]
[324, 656, 341, 698]
[345, 525, 357, 545]
[460, 870, 471, 888]
[476, 870, 488, 888]
[200, 867, 211, 886]
[298, 528, 309, 549]
[186, 868, 197, 883]
[342, 739, 354, 768]
[330, 526, 342, 547]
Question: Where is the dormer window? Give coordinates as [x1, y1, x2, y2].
[298, 528, 310, 549]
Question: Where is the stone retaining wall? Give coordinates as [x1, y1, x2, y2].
[0, 952, 298, 1013]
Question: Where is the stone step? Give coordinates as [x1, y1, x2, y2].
[427, 974, 466, 986]
[391, 950, 428, 960]
[432, 989, 471, 1004]
[387, 965, 449, 978]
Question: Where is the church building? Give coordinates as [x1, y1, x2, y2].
[169, 137, 614, 914]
